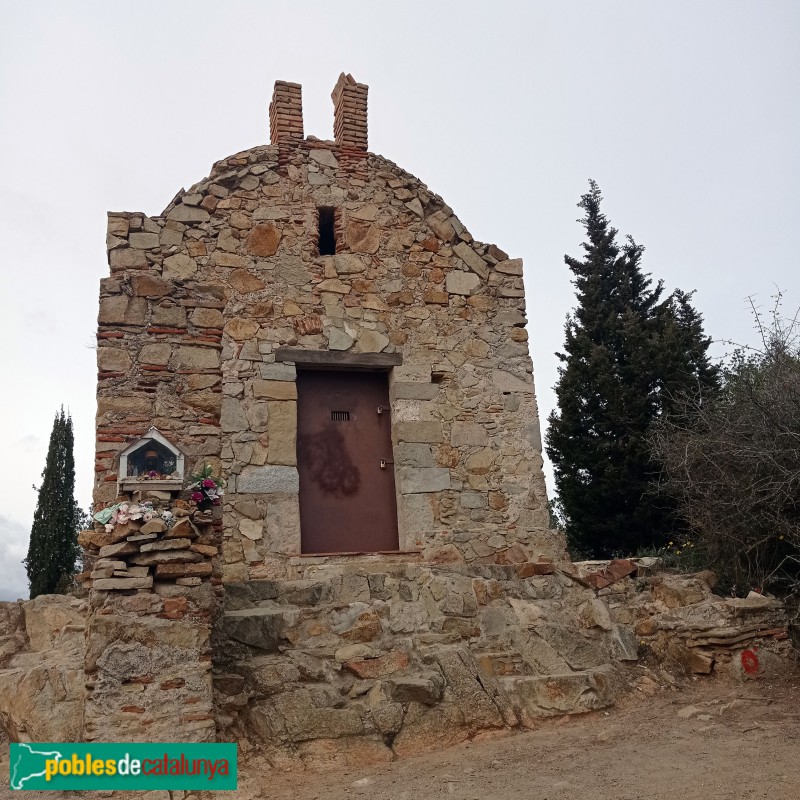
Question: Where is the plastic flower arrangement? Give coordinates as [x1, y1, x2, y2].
[93, 501, 173, 532]
[187, 464, 225, 512]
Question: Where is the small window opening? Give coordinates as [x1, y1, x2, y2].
[318, 207, 336, 255]
[331, 411, 350, 421]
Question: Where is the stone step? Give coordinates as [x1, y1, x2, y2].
[221, 593, 597, 665]
[223, 599, 378, 653]
[224, 580, 279, 610]
[474, 650, 527, 677]
[500, 664, 615, 721]
[225, 579, 336, 611]
[224, 565, 564, 614]
[279, 579, 336, 607]
[223, 606, 294, 652]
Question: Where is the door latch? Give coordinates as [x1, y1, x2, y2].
[380, 459, 395, 469]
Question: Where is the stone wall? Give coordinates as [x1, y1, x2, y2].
[0, 567, 792, 759]
[77, 505, 220, 741]
[83, 582, 217, 743]
[94, 74, 557, 582]
[214, 561, 624, 767]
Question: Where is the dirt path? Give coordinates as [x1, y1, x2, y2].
[262, 676, 800, 800]
[2, 675, 798, 799]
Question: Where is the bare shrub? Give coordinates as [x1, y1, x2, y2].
[652, 294, 800, 594]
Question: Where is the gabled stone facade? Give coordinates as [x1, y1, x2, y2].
[94, 73, 559, 582]
[79, 74, 634, 757]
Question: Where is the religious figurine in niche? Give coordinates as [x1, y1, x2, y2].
[144, 449, 159, 475]
[126, 441, 179, 480]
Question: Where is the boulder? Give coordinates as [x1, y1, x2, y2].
[248, 688, 364, 743]
[537, 624, 607, 670]
[23, 595, 86, 652]
[0, 660, 84, 741]
[0, 603, 26, 668]
[391, 702, 468, 758]
[0, 596, 86, 742]
[433, 646, 514, 729]
[652, 576, 711, 608]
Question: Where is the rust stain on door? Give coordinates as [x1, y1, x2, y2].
[296, 370, 399, 554]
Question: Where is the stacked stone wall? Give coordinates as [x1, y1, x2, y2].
[78, 507, 220, 741]
[0, 567, 791, 756]
[215, 561, 621, 766]
[83, 582, 217, 742]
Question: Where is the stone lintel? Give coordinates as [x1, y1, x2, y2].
[275, 348, 402, 371]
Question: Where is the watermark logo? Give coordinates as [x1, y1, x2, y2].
[9, 743, 237, 791]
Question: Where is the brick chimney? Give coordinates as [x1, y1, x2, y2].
[332, 73, 368, 151]
[269, 81, 304, 144]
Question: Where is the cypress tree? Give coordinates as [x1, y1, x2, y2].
[546, 182, 718, 558]
[657, 289, 720, 415]
[25, 408, 80, 598]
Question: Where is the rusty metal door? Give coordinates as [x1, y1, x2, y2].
[296, 370, 399, 554]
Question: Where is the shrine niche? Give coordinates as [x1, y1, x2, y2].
[117, 427, 185, 494]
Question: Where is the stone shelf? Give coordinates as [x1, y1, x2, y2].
[118, 478, 184, 493]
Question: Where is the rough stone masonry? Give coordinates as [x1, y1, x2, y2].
[62, 73, 792, 764]
[94, 72, 558, 577]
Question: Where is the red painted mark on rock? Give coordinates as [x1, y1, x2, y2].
[741, 648, 760, 675]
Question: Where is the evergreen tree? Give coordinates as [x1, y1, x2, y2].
[25, 408, 80, 598]
[546, 182, 718, 558]
[657, 289, 720, 415]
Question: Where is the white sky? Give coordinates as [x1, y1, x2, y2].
[0, 1, 797, 601]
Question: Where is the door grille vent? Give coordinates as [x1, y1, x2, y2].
[331, 411, 350, 422]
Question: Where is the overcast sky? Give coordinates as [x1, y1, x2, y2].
[0, 1, 797, 601]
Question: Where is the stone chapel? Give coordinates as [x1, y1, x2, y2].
[94, 73, 558, 576]
[81, 75, 627, 757]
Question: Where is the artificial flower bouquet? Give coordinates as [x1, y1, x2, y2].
[187, 464, 225, 512]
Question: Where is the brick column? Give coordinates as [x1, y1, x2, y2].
[332, 73, 368, 151]
[269, 81, 303, 144]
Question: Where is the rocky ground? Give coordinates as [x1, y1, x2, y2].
[262, 672, 800, 800]
[3, 670, 798, 800]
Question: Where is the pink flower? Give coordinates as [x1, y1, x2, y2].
[202, 478, 216, 489]
[191, 491, 204, 503]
